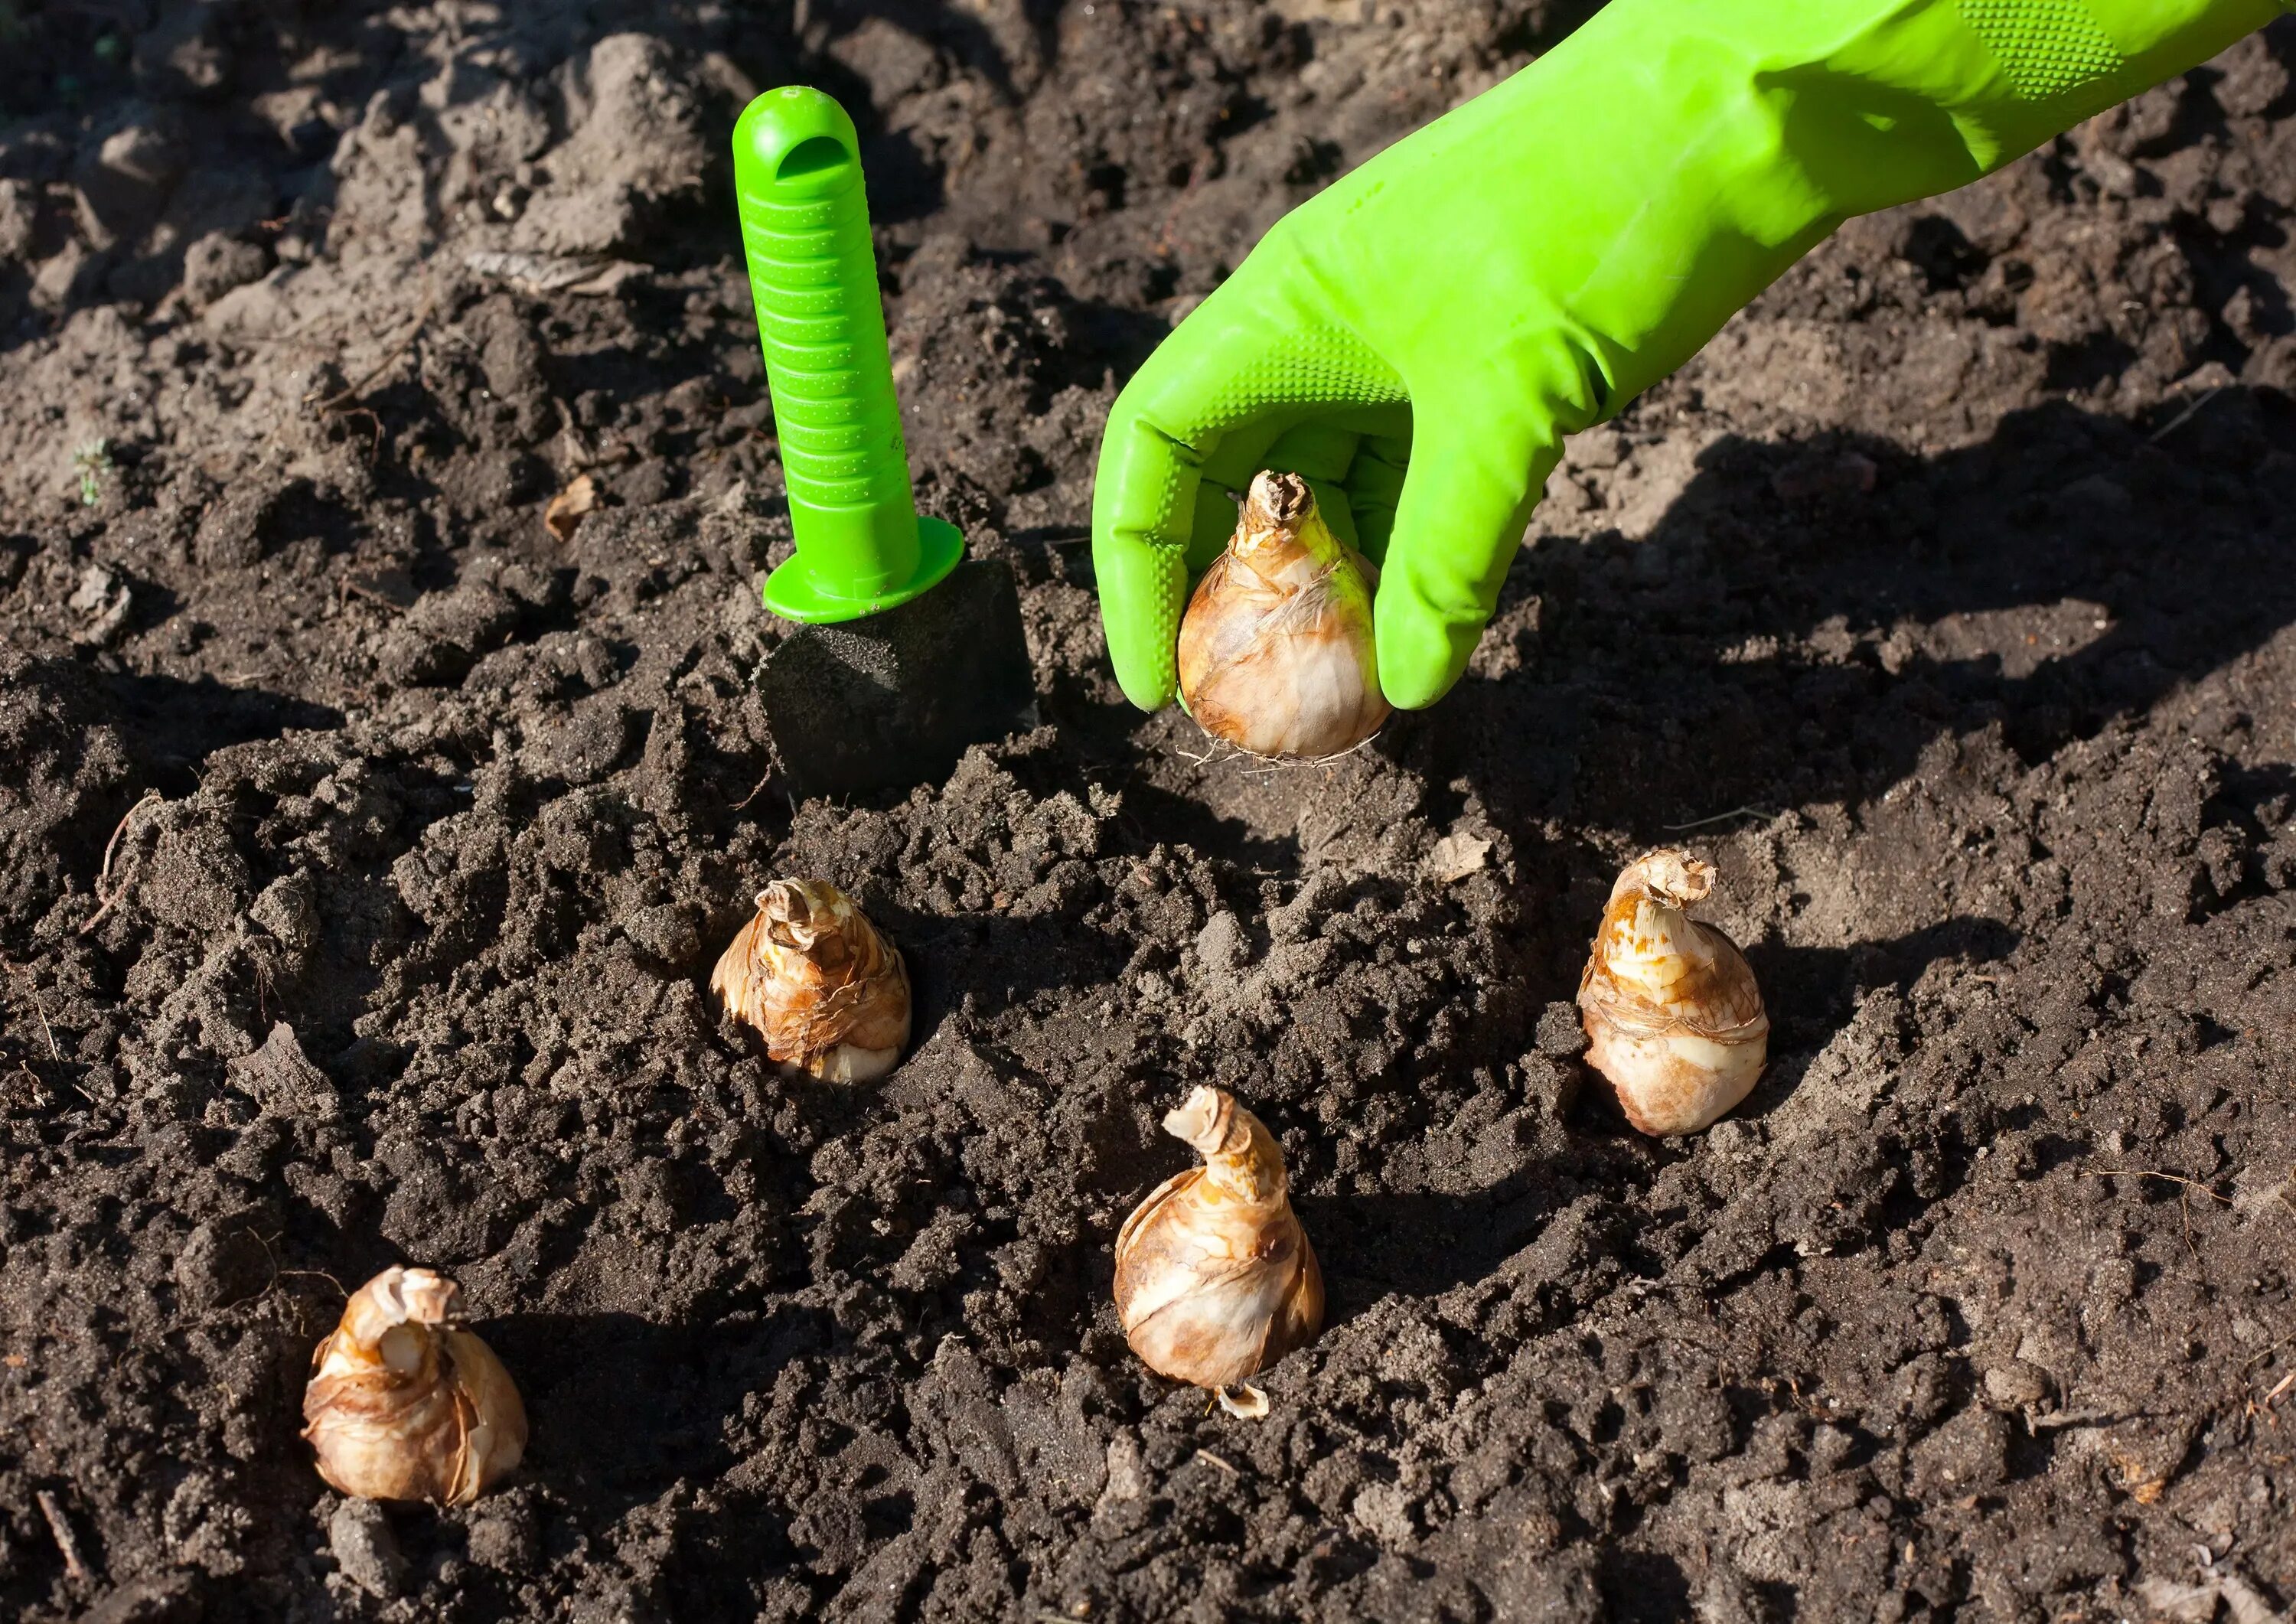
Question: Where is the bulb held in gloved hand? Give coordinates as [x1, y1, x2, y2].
[302, 1266, 527, 1505]
[1113, 1085, 1322, 1417]
[712, 879, 912, 1081]
[1176, 471, 1389, 759]
[1577, 849, 1768, 1136]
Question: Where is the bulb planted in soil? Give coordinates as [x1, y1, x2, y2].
[1577, 848, 1768, 1136]
[302, 1266, 527, 1506]
[1114, 1086, 1322, 1416]
[712, 879, 912, 1081]
[1176, 471, 1389, 760]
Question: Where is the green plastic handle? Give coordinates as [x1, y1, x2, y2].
[732, 86, 960, 622]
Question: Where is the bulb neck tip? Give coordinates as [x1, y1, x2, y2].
[1244, 470, 1313, 528]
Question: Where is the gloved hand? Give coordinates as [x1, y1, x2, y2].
[1093, 0, 2277, 713]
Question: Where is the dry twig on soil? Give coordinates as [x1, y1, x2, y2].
[2148, 386, 2225, 444]
[79, 789, 162, 936]
[310, 289, 440, 414]
[2079, 1166, 2232, 1259]
[36, 1489, 87, 1580]
[1, 957, 63, 1061]
[1662, 804, 1779, 831]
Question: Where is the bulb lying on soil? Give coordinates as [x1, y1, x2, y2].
[302, 1266, 527, 1505]
[711, 879, 912, 1082]
[1577, 848, 1769, 1136]
[1176, 471, 1389, 760]
[1113, 1086, 1322, 1417]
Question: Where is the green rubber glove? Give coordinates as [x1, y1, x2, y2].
[1094, 0, 2279, 713]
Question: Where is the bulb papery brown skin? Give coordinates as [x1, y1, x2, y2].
[1577, 848, 1769, 1136]
[710, 879, 912, 1082]
[302, 1266, 527, 1506]
[1176, 471, 1390, 761]
[1113, 1086, 1323, 1416]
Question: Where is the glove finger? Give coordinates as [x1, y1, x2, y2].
[1094, 267, 1405, 709]
[1091, 317, 1254, 709]
[1183, 344, 1410, 534]
[1373, 409, 1557, 709]
[1092, 431, 1194, 708]
[1182, 480, 1241, 573]
[1343, 428, 1412, 565]
[1261, 421, 1360, 484]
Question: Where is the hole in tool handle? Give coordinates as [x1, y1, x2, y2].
[775, 134, 851, 184]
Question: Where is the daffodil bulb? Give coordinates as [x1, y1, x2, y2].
[1176, 471, 1389, 760]
[711, 879, 911, 1082]
[302, 1266, 527, 1505]
[1577, 849, 1769, 1136]
[1113, 1086, 1323, 1417]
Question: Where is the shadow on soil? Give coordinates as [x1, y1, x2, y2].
[108, 670, 345, 791]
[1417, 390, 2296, 848]
[487, 1303, 822, 1515]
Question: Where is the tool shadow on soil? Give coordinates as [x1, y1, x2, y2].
[1298, 1169, 1574, 1311]
[889, 909, 1134, 1029]
[1741, 916, 2021, 1050]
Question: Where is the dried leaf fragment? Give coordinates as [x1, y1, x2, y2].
[2108, 1446, 2167, 1504]
[1427, 830, 1492, 885]
[544, 473, 598, 541]
[465, 249, 647, 295]
[68, 563, 134, 647]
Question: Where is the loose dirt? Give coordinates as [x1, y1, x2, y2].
[5, 3, 2296, 1619]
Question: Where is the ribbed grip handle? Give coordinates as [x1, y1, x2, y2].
[732, 86, 960, 622]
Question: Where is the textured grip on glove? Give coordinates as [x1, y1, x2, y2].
[1192, 327, 1410, 426]
[1959, 0, 2125, 98]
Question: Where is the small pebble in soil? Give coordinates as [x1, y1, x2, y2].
[1534, 1000, 1588, 1057]
[328, 1498, 406, 1599]
[1983, 1359, 2054, 1410]
[465, 1498, 543, 1573]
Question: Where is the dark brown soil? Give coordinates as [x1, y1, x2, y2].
[5, 3, 2296, 1619]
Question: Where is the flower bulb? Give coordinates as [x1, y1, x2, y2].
[1577, 848, 1769, 1136]
[302, 1266, 527, 1505]
[711, 879, 911, 1082]
[1176, 471, 1389, 760]
[1113, 1086, 1322, 1416]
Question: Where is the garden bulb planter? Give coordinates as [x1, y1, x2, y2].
[733, 86, 1035, 798]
